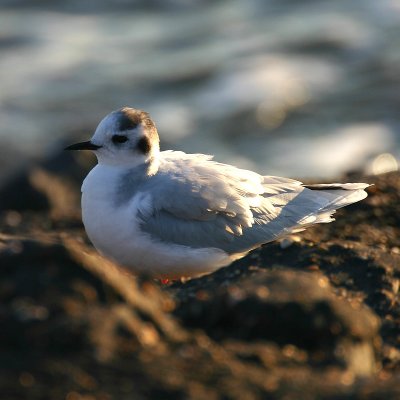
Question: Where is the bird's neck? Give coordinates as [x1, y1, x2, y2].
[96, 145, 160, 170]
[96, 155, 159, 176]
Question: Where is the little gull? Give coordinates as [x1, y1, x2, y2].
[66, 107, 369, 279]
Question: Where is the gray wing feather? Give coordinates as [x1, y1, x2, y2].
[135, 152, 369, 254]
[147, 152, 268, 227]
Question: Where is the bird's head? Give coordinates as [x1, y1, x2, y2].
[65, 107, 160, 166]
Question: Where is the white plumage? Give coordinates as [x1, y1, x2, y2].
[66, 107, 369, 278]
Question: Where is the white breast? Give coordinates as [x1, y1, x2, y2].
[81, 164, 232, 278]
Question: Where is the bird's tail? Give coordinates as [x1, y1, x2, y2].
[298, 182, 370, 225]
[222, 179, 370, 254]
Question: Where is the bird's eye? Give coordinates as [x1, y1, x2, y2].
[112, 134, 128, 144]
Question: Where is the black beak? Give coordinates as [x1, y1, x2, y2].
[64, 141, 102, 151]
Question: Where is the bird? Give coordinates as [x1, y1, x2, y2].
[65, 107, 369, 279]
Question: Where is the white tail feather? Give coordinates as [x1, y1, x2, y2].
[297, 183, 370, 225]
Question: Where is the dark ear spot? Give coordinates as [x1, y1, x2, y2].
[136, 137, 151, 154]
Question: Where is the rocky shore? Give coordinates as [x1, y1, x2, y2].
[0, 150, 399, 399]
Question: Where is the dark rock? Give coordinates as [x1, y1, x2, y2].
[174, 269, 380, 376]
[1, 152, 400, 398]
[0, 149, 92, 215]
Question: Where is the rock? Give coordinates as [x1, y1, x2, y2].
[174, 269, 380, 376]
[0, 149, 92, 216]
[1, 151, 400, 399]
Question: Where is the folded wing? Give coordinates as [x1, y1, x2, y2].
[137, 151, 369, 254]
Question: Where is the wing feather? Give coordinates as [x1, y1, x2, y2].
[135, 151, 369, 254]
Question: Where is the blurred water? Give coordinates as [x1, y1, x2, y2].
[0, 0, 399, 180]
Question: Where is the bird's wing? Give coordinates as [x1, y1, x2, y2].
[137, 151, 277, 250]
[137, 151, 369, 253]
